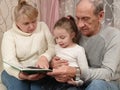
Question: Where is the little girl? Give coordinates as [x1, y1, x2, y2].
[53, 15, 89, 86]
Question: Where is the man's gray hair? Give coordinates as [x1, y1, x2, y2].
[78, 0, 104, 15]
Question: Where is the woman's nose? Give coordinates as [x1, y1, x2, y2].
[29, 23, 34, 29]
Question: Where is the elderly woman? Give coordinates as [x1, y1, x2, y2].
[1, 0, 55, 90]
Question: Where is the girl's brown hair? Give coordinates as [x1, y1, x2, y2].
[54, 15, 79, 43]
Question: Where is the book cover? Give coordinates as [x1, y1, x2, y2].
[4, 61, 52, 74]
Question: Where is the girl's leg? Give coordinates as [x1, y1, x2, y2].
[1, 70, 30, 90]
[41, 76, 78, 90]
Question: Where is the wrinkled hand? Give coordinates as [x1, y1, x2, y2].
[19, 72, 45, 80]
[67, 78, 77, 86]
[47, 65, 76, 82]
[36, 56, 49, 69]
[50, 56, 68, 68]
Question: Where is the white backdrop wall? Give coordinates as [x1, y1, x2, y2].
[0, 0, 120, 66]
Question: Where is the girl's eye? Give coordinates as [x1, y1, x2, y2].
[60, 36, 65, 39]
[55, 37, 58, 40]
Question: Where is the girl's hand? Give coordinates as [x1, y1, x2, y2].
[36, 56, 49, 69]
[50, 56, 68, 69]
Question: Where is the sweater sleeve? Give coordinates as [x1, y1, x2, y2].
[80, 32, 120, 81]
[1, 31, 22, 79]
[39, 22, 55, 61]
[77, 46, 88, 73]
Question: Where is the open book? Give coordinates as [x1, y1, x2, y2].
[4, 61, 52, 74]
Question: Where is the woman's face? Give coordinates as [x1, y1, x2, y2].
[16, 15, 37, 33]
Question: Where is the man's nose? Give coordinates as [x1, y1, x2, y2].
[77, 20, 85, 28]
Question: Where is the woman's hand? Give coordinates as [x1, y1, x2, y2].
[36, 56, 49, 69]
[47, 65, 76, 82]
[50, 56, 68, 68]
[19, 72, 45, 80]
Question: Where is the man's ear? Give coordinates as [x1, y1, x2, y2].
[98, 11, 104, 22]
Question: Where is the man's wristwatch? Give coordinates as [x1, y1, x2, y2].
[75, 67, 81, 81]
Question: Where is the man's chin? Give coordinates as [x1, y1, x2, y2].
[81, 32, 89, 36]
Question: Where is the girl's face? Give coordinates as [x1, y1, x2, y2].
[53, 27, 75, 48]
[16, 15, 37, 33]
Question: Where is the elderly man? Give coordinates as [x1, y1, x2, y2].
[48, 0, 120, 90]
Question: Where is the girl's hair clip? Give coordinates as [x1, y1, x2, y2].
[66, 16, 70, 19]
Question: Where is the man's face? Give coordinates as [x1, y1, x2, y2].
[76, 1, 103, 37]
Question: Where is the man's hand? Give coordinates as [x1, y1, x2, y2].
[50, 56, 68, 68]
[47, 65, 76, 82]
